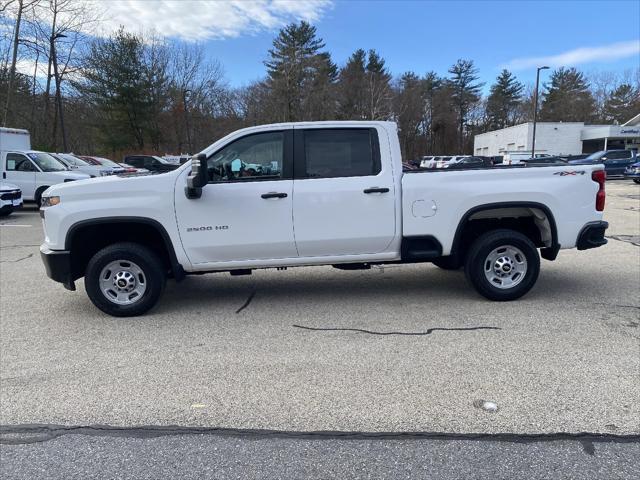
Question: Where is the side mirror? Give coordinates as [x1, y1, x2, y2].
[185, 153, 208, 199]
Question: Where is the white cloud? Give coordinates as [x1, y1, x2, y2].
[86, 0, 333, 41]
[504, 40, 640, 71]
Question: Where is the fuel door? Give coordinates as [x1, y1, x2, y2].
[411, 199, 437, 218]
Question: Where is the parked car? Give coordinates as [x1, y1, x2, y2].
[419, 155, 464, 169]
[123, 155, 179, 173]
[445, 156, 494, 169]
[119, 162, 150, 173]
[1, 150, 89, 206]
[569, 150, 637, 176]
[521, 156, 568, 166]
[53, 153, 114, 178]
[0, 181, 22, 216]
[623, 161, 640, 184]
[79, 155, 141, 174]
[40, 121, 608, 316]
[503, 152, 553, 165]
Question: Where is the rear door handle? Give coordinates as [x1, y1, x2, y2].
[261, 192, 288, 199]
[363, 187, 389, 194]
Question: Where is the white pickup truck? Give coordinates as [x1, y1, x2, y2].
[39, 121, 608, 316]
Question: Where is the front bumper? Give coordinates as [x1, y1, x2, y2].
[40, 245, 75, 291]
[576, 221, 608, 251]
[623, 171, 640, 179]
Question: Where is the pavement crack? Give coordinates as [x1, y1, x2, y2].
[0, 253, 33, 263]
[606, 235, 640, 247]
[0, 244, 40, 249]
[592, 302, 640, 310]
[235, 289, 256, 314]
[1, 424, 639, 446]
[292, 325, 501, 336]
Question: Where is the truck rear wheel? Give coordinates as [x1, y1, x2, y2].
[464, 229, 539, 301]
[85, 242, 166, 317]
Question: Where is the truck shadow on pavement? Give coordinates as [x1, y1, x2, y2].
[154, 265, 606, 318]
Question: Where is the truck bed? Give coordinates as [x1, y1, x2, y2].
[401, 163, 603, 255]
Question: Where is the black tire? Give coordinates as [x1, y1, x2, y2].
[0, 207, 13, 217]
[432, 256, 462, 270]
[464, 229, 540, 301]
[85, 242, 166, 317]
[34, 187, 49, 208]
[634, 179, 640, 184]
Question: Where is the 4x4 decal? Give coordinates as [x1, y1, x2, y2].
[553, 170, 586, 176]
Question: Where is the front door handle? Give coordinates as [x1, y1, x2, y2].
[261, 192, 288, 199]
[363, 187, 389, 194]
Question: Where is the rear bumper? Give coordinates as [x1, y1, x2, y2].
[40, 245, 75, 291]
[576, 221, 608, 251]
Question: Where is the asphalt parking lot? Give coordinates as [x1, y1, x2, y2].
[1, 180, 639, 477]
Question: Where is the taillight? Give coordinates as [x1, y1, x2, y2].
[592, 169, 606, 211]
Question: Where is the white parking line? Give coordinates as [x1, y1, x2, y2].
[0, 224, 32, 227]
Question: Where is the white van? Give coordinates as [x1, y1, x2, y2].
[1, 128, 89, 206]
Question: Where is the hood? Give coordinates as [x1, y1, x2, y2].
[0, 181, 20, 191]
[44, 166, 180, 199]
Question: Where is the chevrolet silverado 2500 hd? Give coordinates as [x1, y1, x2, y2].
[40, 122, 608, 316]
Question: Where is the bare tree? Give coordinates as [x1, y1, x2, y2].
[2, 0, 39, 126]
[27, 0, 98, 149]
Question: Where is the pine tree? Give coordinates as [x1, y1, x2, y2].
[336, 48, 392, 120]
[365, 50, 393, 119]
[337, 49, 367, 119]
[394, 71, 425, 159]
[602, 84, 640, 124]
[80, 28, 154, 151]
[539, 67, 595, 122]
[485, 69, 524, 130]
[264, 21, 336, 121]
[447, 59, 483, 151]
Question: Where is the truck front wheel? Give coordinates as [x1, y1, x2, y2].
[85, 242, 166, 317]
[464, 229, 540, 301]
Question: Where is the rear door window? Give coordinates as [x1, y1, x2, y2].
[299, 129, 380, 179]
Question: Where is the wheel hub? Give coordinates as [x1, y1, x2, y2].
[99, 260, 147, 305]
[494, 256, 514, 277]
[113, 271, 136, 292]
[484, 245, 528, 290]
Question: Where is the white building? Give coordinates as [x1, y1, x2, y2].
[474, 116, 640, 157]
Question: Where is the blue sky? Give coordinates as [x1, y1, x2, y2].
[9, 0, 638, 89]
[202, 0, 640, 88]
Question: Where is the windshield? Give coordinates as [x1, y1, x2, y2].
[27, 152, 68, 172]
[585, 151, 605, 160]
[59, 154, 90, 166]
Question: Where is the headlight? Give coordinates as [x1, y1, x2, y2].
[40, 196, 60, 208]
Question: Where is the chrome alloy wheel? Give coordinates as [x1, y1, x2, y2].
[99, 260, 147, 305]
[483, 245, 528, 289]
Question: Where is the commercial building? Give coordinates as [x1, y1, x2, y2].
[473, 115, 640, 157]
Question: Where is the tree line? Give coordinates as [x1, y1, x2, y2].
[2, 4, 639, 161]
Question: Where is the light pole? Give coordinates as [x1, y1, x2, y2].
[531, 66, 549, 159]
[183, 89, 192, 154]
[51, 32, 68, 151]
